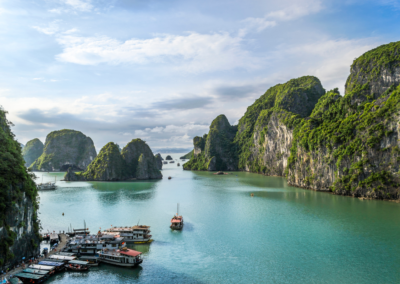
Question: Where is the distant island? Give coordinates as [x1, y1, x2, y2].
[184, 41, 400, 200]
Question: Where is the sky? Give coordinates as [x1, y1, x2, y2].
[0, 0, 399, 152]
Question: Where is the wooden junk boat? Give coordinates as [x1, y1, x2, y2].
[170, 204, 183, 230]
[14, 273, 47, 284]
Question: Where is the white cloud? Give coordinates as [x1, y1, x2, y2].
[55, 32, 258, 72]
[240, 0, 322, 33]
[62, 0, 93, 12]
[134, 130, 148, 136]
[32, 21, 60, 35]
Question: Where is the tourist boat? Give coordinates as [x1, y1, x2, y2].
[163, 161, 168, 164]
[78, 255, 100, 266]
[36, 182, 56, 190]
[41, 233, 50, 241]
[14, 273, 47, 284]
[170, 204, 183, 230]
[103, 226, 153, 244]
[65, 260, 90, 271]
[169, 161, 175, 163]
[48, 255, 76, 263]
[98, 247, 143, 267]
[8, 278, 23, 284]
[62, 234, 126, 255]
[49, 233, 59, 245]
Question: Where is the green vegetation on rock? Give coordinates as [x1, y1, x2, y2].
[65, 139, 162, 181]
[0, 107, 40, 267]
[180, 150, 193, 159]
[22, 138, 43, 167]
[75, 142, 128, 181]
[30, 129, 97, 172]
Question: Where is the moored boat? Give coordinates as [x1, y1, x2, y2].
[36, 182, 56, 190]
[14, 273, 47, 284]
[62, 234, 126, 255]
[98, 247, 143, 267]
[23, 269, 50, 276]
[38, 261, 65, 272]
[65, 260, 90, 271]
[78, 255, 100, 266]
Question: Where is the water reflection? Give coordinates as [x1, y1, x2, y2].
[92, 182, 158, 204]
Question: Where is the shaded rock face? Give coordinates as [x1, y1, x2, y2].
[165, 155, 173, 160]
[22, 138, 44, 167]
[184, 115, 237, 171]
[122, 139, 162, 179]
[30, 129, 97, 172]
[0, 109, 40, 269]
[154, 153, 163, 170]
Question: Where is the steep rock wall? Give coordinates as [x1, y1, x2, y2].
[0, 108, 40, 269]
[22, 139, 43, 167]
[30, 129, 97, 171]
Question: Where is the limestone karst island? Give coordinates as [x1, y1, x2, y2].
[1, 2, 400, 283]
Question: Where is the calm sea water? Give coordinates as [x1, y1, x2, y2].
[35, 154, 400, 283]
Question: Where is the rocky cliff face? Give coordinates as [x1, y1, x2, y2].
[30, 129, 97, 172]
[65, 139, 162, 181]
[184, 41, 400, 200]
[154, 153, 163, 170]
[0, 108, 40, 269]
[184, 115, 237, 171]
[22, 138, 44, 167]
[122, 139, 162, 180]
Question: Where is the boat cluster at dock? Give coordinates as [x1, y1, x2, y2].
[2, 204, 184, 284]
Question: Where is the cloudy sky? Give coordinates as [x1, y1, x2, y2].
[0, 0, 399, 152]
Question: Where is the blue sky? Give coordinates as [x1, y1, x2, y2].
[0, 0, 399, 152]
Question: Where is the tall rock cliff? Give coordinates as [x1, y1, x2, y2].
[184, 115, 237, 171]
[22, 138, 43, 167]
[234, 76, 325, 175]
[30, 129, 97, 172]
[122, 139, 162, 180]
[0, 108, 40, 269]
[287, 41, 400, 199]
[185, 41, 400, 200]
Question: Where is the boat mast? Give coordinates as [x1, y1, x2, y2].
[177, 203, 179, 216]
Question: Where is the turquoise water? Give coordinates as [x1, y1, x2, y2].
[36, 154, 400, 283]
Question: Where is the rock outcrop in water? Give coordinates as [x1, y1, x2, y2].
[184, 115, 237, 171]
[184, 41, 400, 200]
[65, 139, 162, 181]
[30, 129, 97, 172]
[22, 138, 44, 167]
[0, 108, 40, 269]
[165, 155, 173, 160]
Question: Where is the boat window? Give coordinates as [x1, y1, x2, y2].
[112, 244, 116, 247]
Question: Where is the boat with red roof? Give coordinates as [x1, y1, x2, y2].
[98, 247, 143, 267]
[170, 204, 184, 230]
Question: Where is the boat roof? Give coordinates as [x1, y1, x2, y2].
[49, 255, 76, 260]
[29, 264, 55, 271]
[15, 273, 45, 280]
[38, 261, 64, 267]
[79, 256, 99, 260]
[43, 258, 65, 263]
[69, 260, 89, 265]
[57, 252, 76, 256]
[49, 233, 58, 239]
[9, 278, 23, 284]
[23, 268, 49, 275]
[118, 249, 142, 257]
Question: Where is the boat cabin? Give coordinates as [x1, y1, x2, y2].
[38, 261, 65, 271]
[99, 248, 143, 267]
